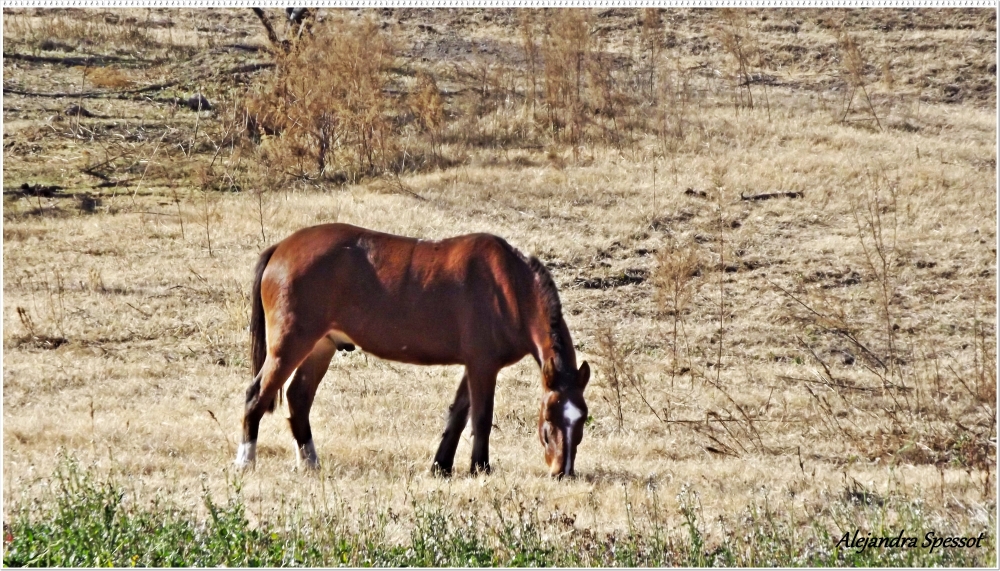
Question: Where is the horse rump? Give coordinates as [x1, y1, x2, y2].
[250, 244, 280, 412]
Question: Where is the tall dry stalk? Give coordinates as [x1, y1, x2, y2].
[851, 168, 900, 382]
[711, 163, 728, 388]
[595, 324, 626, 430]
[838, 28, 882, 130]
[716, 9, 770, 119]
[654, 238, 700, 386]
[640, 8, 663, 99]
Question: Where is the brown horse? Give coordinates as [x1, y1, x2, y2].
[235, 223, 590, 477]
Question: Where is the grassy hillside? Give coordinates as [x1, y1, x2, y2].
[3, 7, 996, 566]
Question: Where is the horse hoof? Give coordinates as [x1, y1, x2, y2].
[295, 440, 320, 471]
[431, 463, 453, 478]
[234, 456, 256, 471]
[235, 441, 257, 470]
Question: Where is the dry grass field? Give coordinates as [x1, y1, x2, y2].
[3, 7, 996, 565]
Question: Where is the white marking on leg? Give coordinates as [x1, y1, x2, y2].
[296, 439, 319, 470]
[235, 440, 257, 468]
[280, 368, 298, 419]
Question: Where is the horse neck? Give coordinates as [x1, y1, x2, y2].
[534, 314, 577, 380]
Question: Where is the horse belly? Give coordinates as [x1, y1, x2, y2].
[330, 322, 464, 366]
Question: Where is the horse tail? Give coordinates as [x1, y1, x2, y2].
[251, 244, 279, 413]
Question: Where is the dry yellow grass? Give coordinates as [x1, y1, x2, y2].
[3, 7, 995, 552]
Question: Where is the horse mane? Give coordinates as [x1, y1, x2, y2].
[527, 256, 572, 373]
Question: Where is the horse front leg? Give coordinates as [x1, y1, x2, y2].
[432, 371, 470, 476]
[467, 367, 498, 475]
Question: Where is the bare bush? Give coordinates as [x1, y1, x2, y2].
[541, 9, 593, 157]
[410, 71, 446, 166]
[716, 10, 770, 119]
[245, 15, 397, 182]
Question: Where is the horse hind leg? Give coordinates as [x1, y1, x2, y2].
[286, 337, 337, 470]
[236, 370, 267, 467]
[236, 337, 315, 470]
[432, 371, 470, 477]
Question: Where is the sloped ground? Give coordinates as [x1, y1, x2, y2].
[3, 7, 996, 563]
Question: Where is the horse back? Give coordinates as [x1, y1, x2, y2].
[261, 224, 539, 367]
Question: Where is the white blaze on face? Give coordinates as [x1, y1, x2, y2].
[562, 401, 583, 474]
[563, 401, 583, 427]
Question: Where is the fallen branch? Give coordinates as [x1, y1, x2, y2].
[94, 179, 134, 188]
[3, 63, 274, 100]
[125, 302, 152, 319]
[2, 51, 159, 67]
[776, 374, 898, 393]
[3, 182, 64, 197]
[210, 43, 267, 54]
[252, 8, 290, 53]
[374, 176, 429, 202]
[740, 191, 804, 201]
[4, 79, 183, 99]
[131, 211, 180, 217]
[665, 417, 809, 424]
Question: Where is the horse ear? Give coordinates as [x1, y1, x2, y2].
[578, 361, 590, 389]
[541, 357, 556, 389]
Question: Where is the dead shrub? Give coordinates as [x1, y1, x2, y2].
[410, 71, 445, 164]
[87, 67, 134, 89]
[594, 323, 665, 431]
[540, 9, 592, 156]
[519, 10, 542, 112]
[537, 9, 650, 158]
[244, 15, 398, 182]
[652, 62, 696, 156]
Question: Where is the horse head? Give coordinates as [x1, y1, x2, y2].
[538, 357, 590, 478]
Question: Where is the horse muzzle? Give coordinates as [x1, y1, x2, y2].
[549, 450, 577, 478]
